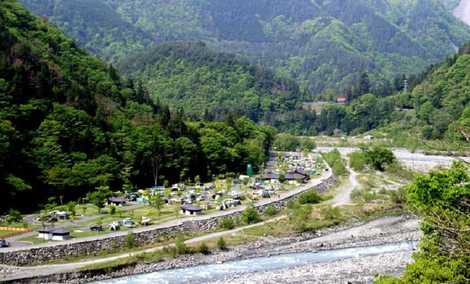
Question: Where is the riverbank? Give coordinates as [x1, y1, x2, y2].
[3, 215, 420, 283]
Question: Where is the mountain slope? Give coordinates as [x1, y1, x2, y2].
[20, 0, 470, 95]
[0, 0, 274, 211]
[313, 44, 470, 146]
[119, 42, 309, 128]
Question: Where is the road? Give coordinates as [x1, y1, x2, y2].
[6, 203, 146, 247]
[0, 167, 333, 254]
[0, 216, 287, 282]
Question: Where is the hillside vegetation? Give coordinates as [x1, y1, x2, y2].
[119, 42, 316, 133]
[0, 0, 274, 212]
[20, 0, 470, 96]
[310, 44, 469, 148]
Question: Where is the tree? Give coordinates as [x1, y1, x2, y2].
[376, 163, 470, 283]
[217, 237, 227, 250]
[273, 133, 300, 151]
[449, 107, 470, 142]
[241, 206, 261, 224]
[150, 193, 164, 214]
[363, 146, 396, 171]
[87, 186, 112, 213]
[358, 72, 370, 97]
[121, 166, 134, 192]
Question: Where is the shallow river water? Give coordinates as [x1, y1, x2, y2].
[93, 242, 416, 284]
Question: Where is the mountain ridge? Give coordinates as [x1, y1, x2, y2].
[20, 0, 470, 96]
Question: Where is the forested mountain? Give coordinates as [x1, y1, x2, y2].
[20, 0, 470, 96]
[316, 43, 470, 144]
[119, 42, 315, 133]
[0, 0, 274, 212]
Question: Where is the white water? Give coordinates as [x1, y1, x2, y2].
[93, 242, 416, 284]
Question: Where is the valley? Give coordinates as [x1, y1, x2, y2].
[0, 0, 469, 283]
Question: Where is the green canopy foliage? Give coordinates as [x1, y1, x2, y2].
[377, 163, 470, 283]
[20, 0, 470, 95]
[0, 0, 274, 212]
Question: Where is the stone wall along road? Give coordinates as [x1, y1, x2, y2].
[0, 171, 336, 266]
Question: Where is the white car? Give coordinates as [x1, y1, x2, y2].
[119, 218, 136, 228]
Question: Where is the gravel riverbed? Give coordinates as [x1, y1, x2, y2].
[3, 215, 420, 283]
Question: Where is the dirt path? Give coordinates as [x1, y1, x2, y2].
[329, 164, 358, 207]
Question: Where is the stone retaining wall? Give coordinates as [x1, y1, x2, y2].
[0, 174, 336, 266]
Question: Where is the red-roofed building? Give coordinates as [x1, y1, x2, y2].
[336, 96, 348, 104]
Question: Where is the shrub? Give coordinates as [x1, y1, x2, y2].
[241, 206, 261, 224]
[198, 242, 210, 255]
[109, 205, 116, 215]
[67, 202, 76, 216]
[273, 133, 300, 151]
[289, 205, 312, 232]
[6, 209, 22, 223]
[320, 206, 342, 222]
[126, 233, 136, 249]
[298, 191, 322, 204]
[175, 236, 189, 255]
[217, 237, 227, 251]
[349, 151, 366, 171]
[363, 146, 396, 171]
[219, 217, 235, 230]
[264, 205, 278, 216]
[323, 150, 347, 176]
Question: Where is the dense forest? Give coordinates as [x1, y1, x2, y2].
[311, 44, 470, 143]
[20, 0, 470, 96]
[119, 42, 316, 133]
[0, 0, 275, 212]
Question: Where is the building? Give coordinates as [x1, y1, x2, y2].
[180, 204, 203, 216]
[336, 96, 348, 104]
[108, 196, 127, 206]
[37, 228, 71, 241]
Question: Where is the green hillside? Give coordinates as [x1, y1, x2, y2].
[315, 43, 470, 148]
[0, 0, 274, 212]
[20, 0, 470, 95]
[119, 42, 315, 133]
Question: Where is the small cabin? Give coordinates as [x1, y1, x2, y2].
[108, 196, 127, 206]
[38, 228, 71, 241]
[180, 204, 203, 216]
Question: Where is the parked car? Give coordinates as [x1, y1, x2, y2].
[0, 239, 9, 248]
[89, 224, 103, 232]
[119, 218, 136, 228]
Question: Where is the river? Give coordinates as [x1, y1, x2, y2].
[93, 242, 416, 284]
